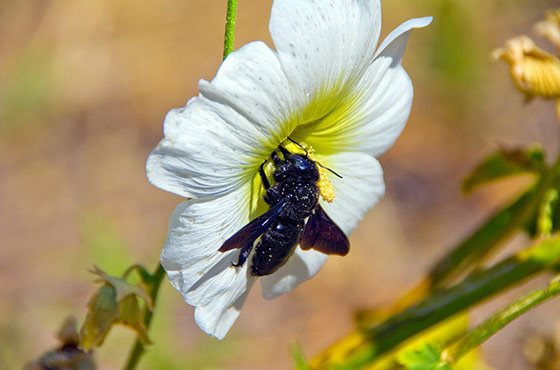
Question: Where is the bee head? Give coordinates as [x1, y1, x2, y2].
[274, 154, 319, 182]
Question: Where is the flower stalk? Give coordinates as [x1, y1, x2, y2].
[122, 263, 166, 370]
[442, 276, 560, 365]
[223, 0, 238, 59]
[122, 3, 241, 369]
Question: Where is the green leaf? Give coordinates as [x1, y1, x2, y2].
[291, 342, 311, 370]
[118, 295, 153, 346]
[79, 284, 119, 351]
[399, 343, 453, 370]
[92, 266, 153, 309]
[79, 266, 153, 351]
[462, 146, 545, 193]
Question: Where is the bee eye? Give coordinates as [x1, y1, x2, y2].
[291, 156, 312, 171]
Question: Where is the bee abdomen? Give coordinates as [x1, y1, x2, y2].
[251, 220, 303, 276]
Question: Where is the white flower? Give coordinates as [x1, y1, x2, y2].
[147, 0, 431, 339]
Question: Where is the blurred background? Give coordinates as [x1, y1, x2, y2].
[1, 0, 559, 369]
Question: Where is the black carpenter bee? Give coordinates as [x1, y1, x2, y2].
[219, 142, 349, 276]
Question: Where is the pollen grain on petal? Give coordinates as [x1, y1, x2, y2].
[318, 166, 336, 203]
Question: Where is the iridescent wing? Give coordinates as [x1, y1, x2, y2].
[300, 205, 349, 256]
[218, 200, 286, 252]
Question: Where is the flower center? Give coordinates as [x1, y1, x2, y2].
[279, 139, 336, 203]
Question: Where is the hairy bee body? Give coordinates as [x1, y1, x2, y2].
[219, 147, 349, 277]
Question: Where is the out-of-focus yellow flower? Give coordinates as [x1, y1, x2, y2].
[492, 37, 560, 100]
[535, 11, 560, 50]
[493, 10, 560, 117]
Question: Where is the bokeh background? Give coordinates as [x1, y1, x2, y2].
[2, 0, 559, 369]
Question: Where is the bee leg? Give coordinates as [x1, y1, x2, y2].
[259, 160, 271, 190]
[271, 150, 284, 166]
[232, 241, 253, 267]
[264, 186, 280, 205]
[277, 145, 292, 159]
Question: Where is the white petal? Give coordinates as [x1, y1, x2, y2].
[320, 152, 385, 235]
[352, 17, 432, 156]
[374, 17, 433, 60]
[270, 0, 381, 120]
[260, 248, 327, 300]
[293, 17, 431, 157]
[199, 41, 295, 149]
[161, 185, 256, 339]
[260, 152, 384, 299]
[147, 100, 256, 199]
[147, 42, 296, 199]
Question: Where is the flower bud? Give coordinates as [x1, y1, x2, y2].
[79, 266, 152, 351]
[23, 316, 96, 370]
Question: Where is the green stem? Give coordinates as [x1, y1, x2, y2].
[122, 3, 239, 367]
[443, 276, 560, 364]
[122, 263, 166, 370]
[223, 0, 238, 59]
[311, 236, 560, 369]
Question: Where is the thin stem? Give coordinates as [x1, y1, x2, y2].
[443, 276, 560, 364]
[122, 3, 240, 367]
[310, 236, 560, 369]
[223, 0, 238, 59]
[122, 263, 166, 370]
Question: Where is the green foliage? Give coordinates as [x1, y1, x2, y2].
[399, 343, 453, 370]
[526, 188, 560, 238]
[79, 267, 153, 351]
[462, 146, 545, 193]
[537, 189, 559, 237]
[291, 342, 311, 370]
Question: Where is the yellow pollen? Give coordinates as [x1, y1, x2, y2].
[318, 166, 336, 203]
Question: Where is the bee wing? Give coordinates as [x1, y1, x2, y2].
[300, 205, 349, 256]
[218, 200, 286, 252]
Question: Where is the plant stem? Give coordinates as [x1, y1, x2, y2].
[223, 0, 238, 59]
[443, 276, 560, 364]
[122, 3, 240, 367]
[310, 236, 560, 369]
[122, 263, 166, 370]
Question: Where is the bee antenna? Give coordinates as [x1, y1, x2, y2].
[287, 137, 308, 154]
[277, 145, 292, 159]
[317, 162, 343, 179]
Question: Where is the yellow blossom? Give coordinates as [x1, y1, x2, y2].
[535, 10, 560, 50]
[492, 36, 560, 100]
